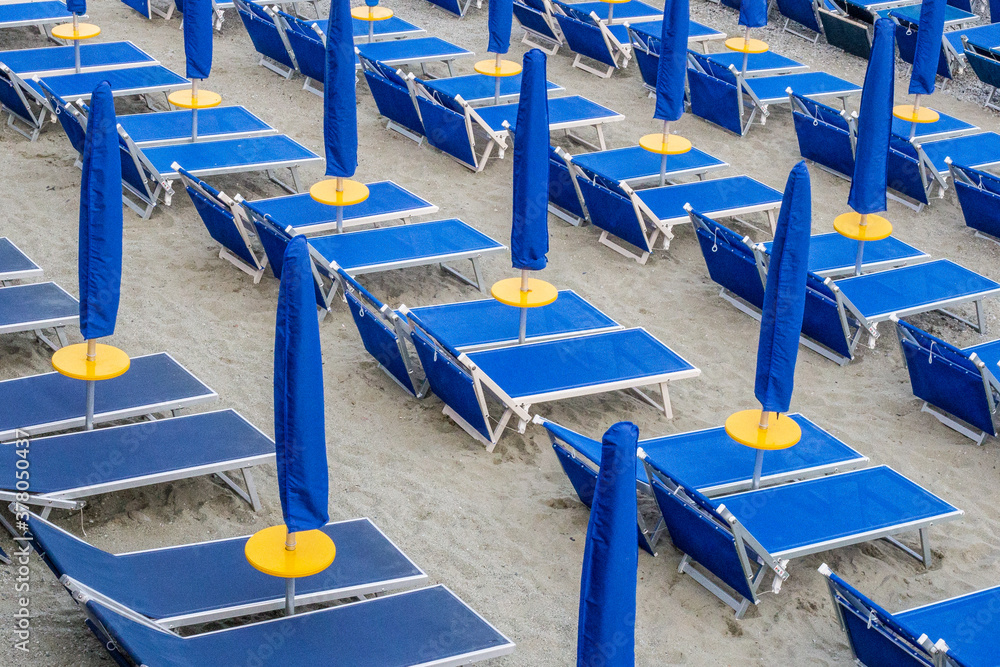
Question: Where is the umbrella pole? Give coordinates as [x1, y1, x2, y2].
[191, 79, 199, 141]
[659, 120, 670, 187]
[909, 93, 921, 140]
[73, 15, 81, 74]
[368, 7, 374, 43]
[854, 213, 868, 276]
[336, 177, 345, 233]
[741, 26, 751, 76]
[518, 269, 529, 344]
[285, 531, 297, 615]
[751, 410, 770, 490]
[494, 53, 502, 105]
[85, 339, 96, 431]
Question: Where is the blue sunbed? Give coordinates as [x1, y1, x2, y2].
[566, 145, 729, 187]
[0, 41, 155, 77]
[407, 319, 700, 449]
[627, 17, 726, 49]
[117, 106, 276, 145]
[32, 65, 189, 103]
[761, 231, 928, 277]
[513, 0, 564, 55]
[423, 0, 477, 18]
[553, 8, 632, 78]
[473, 94, 622, 146]
[541, 415, 868, 553]
[361, 56, 427, 141]
[1, 410, 272, 515]
[240, 181, 439, 235]
[822, 566, 998, 667]
[0, 1, 73, 30]
[951, 162, 1000, 244]
[419, 72, 564, 106]
[884, 3, 978, 28]
[356, 37, 474, 78]
[235, 0, 298, 78]
[643, 457, 962, 617]
[0, 352, 218, 442]
[82, 587, 514, 665]
[890, 107, 977, 141]
[0, 237, 41, 282]
[562, 0, 660, 23]
[775, 0, 827, 42]
[27, 512, 427, 627]
[917, 132, 1000, 178]
[0, 282, 78, 350]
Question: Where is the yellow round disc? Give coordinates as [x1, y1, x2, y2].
[600, 0, 631, 4]
[51, 22, 101, 40]
[892, 104, 939, 124]
[245, 525, 336, 579]
[474, 59, 523, 77]
[833, 212, 892, 241]
[351, 5, 394, 20]
[639, 133, 693, 155]
[310, 179, 370, 206]
[725, 37, 769, 54]
[51, 343, 130, 381]
[491, 277, 558, 308]
[725, 409, 801, 450]
[168, 89, 223, 109]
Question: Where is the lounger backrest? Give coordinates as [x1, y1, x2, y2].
[965, 48, 1000, 90]
[886, 139, 929, 206]
[178, 168, 260, 271]
[406, 317, 493, 440]
[26, 513, 124, 589]
[692, 211, 766, 310]
[513, 1, 558, 41]
[523, 0, 549, 12]
[823, 569, 948, 667]
[251, 215, 329, 308]
[554, 13, 616, 67]
[235, 0, 296, 70]
[38, 79, 86, 156]
[548, 148, 587, 220]
[896, 319, 996, 436]
[577, 177, 652, 253]
[281, 18, 324, 82]
[416, 96, 477, 169]
[425, 0, 465, 16]
[952, 163, 1000, 239]
[116, 129, 160, 211]
[791, 94, 854, 178]
[894, 17, 951, 79]
[776, 0, 822, 33]
[644, 458, 762, 604]
[817, 9, 872, 59]
[801, 274, 855, 360]
[552, 1, 594, 23]
[686, 53, 743, 136]
[364, 69, 425, 138]
[0, 65, 41, 127]
[628, 27, 660, 89]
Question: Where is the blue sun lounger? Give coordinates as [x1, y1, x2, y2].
[561, 145, 729, 188]
[0, 237, 41, 283]
[559, 0, 660, 23]
[883, 133, 1000, 208]
[627, 17, 726, 50]
[235, 0, 299, 78]
[895, 318, 1000, 445]
[540, 415, 868, 553]
[762, 231, 928, 277]
[822, 565, 999, 667]
[643, 456, 962, 617]
[0, 410, 271, 516]
[951, 162, 1000, 244]
[514, 0, 564, 54]
[26, 512, 428, 627]
[81, 586, 514, 666]
[0, 282, 77, 350]
[117, 107, 276, 145]
[963, 38, 1000, 111]
[0, 352, 217, 442]
[418, 72, 564, 106]
[0, 1, 73, 32]
[579, 175, 783, 263]
[118, 133, 321, 219]
[356, 37, 474, 78]
[818, 0, 875, 59]
[239, 182, 438, 235]
[406, 315, 700, 449]
[775, 0, 832, 42]
[361, 58, 427, 142]
[423, 0, 478, 18]
[0, 41, 155, 77]
[553, 8, 633, 78]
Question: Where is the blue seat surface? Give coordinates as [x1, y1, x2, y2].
[29, 514, 424, 620]
[0, 237, 39, 276]
[475, 95, 618, 132]
[962, 338, 1000, 373]
[947, 22, 1000, 51]
[631, 19, 724, 41]
[552, 414, 865, 493]
[31, 65, 188, 100]
[896, 586, 1000, 664]
[467, 328, 695, 399]
[716, 466, 960, 555]
[0, 42, 153, 75]
[0, 353, 215, 440]
[703, 50, 807, 75]
[309, 218, 503, 270]
[0, 282, 77, 329]
[1, 411, 268, 495]
[836, 259, 1000, 319]
[748, 72, 861, 104]
[352, 15, 422, 38]
[0, 1, 72, 25]
[86, 586, 513, 666]
[146, 135, 319, 177]
[119, 107, 273, 144]
[405, 290, 619, 350]
[423, 73, 561, 104]
[247, 181, 434, 232]
[762, 232, 927, 275]
[355, 37, 473, 65]
[570, 0, 659, 20]
[573, 146, 726, 183]
[637, 176, 782, 223]
[884, 4, 977, 27]
[920, 132, 1000, 173]
[890, 108, 976, 140]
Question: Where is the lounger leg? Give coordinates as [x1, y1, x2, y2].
[976, 299, 986, 334]
[659, 382, 672, 419]
[214, 469, 261, 511]
[920, 529, 932, 567]
[678, 554, 753, 618]
[597, 230, 650, 265]
[439, 258, 486, 292]
[920, 402, 989, 445]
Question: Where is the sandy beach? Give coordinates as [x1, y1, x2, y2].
[2, 0, 1000, 664]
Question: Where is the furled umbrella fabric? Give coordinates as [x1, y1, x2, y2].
[739, 0, 768, 28]
[488, 0, 514, 54]
[754, 162, 811, 414]
[274, 236, 330, 534]
[182, 0, 213, 80]
[577, 422, 639, 667]
[908, 0, 946, 96]
[848, 18, 894, 215]
[324, 0, 359, 178]
[511, 49, 549, 271]
[66, 0, 85, 14]
[992, 0, 1000, 23]
[653, 0, 689, 122]
[78, 81, 123, 341]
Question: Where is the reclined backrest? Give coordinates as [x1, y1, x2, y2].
[415, 96, 477, 168]
[894, 17, 952, 79]
[26, 514, 125, 592]
[234, 0, 297, 71]
[644, 458, 761, 604]
[953, 163, 1000, 239]
[38, 79, 86, 156]
[823, 568, 951, 667]
[406, 315, 493, 440]
[553, 1, 594, 22]
[117, 131, 160, 217]
[548, 148, 587, 221]
[791, 93, 854, 178]
[886, 136, 929, 206]
[363, 66, 425, 138]
[692, 211, 766, 310]
[513, 0, 559, 41]
[965, 47, 1000, 92]
[628, 28, 660, 89]
[425, 0, 465, 16]
[522, 0, 548, 12]
[687, 52, 743, 135]
[576, 177, 652, 253]
[337, 269, 418, 395]
[279, 13, 324, 82]
[776, 0, 822, 34]
[896, 319, 996, 436]
[554, 12, 616, 67]
[177, 168, 259, 271]
[250, 215, 327, 308]
[843, 0, 876, 24]
[0, 65, 42, 129]
[817, 6, 872, 59]
[801, 273, 855, 360]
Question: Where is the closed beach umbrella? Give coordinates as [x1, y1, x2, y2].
[511, 50, 549, 274]
[66, 0, 84, 15]
[740, 0, 768, 29]
[183, 0, 213, 81]
[849, 19, 894, 217]
[488, 0, 514, 55]
[324, 0, 358, 180]
[909, 0, 946, 97]
[651, 0, 689, 184]
[79, 81, 122, 343]
[577, 422, 639, 667]
[274, 236, 329, 536]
